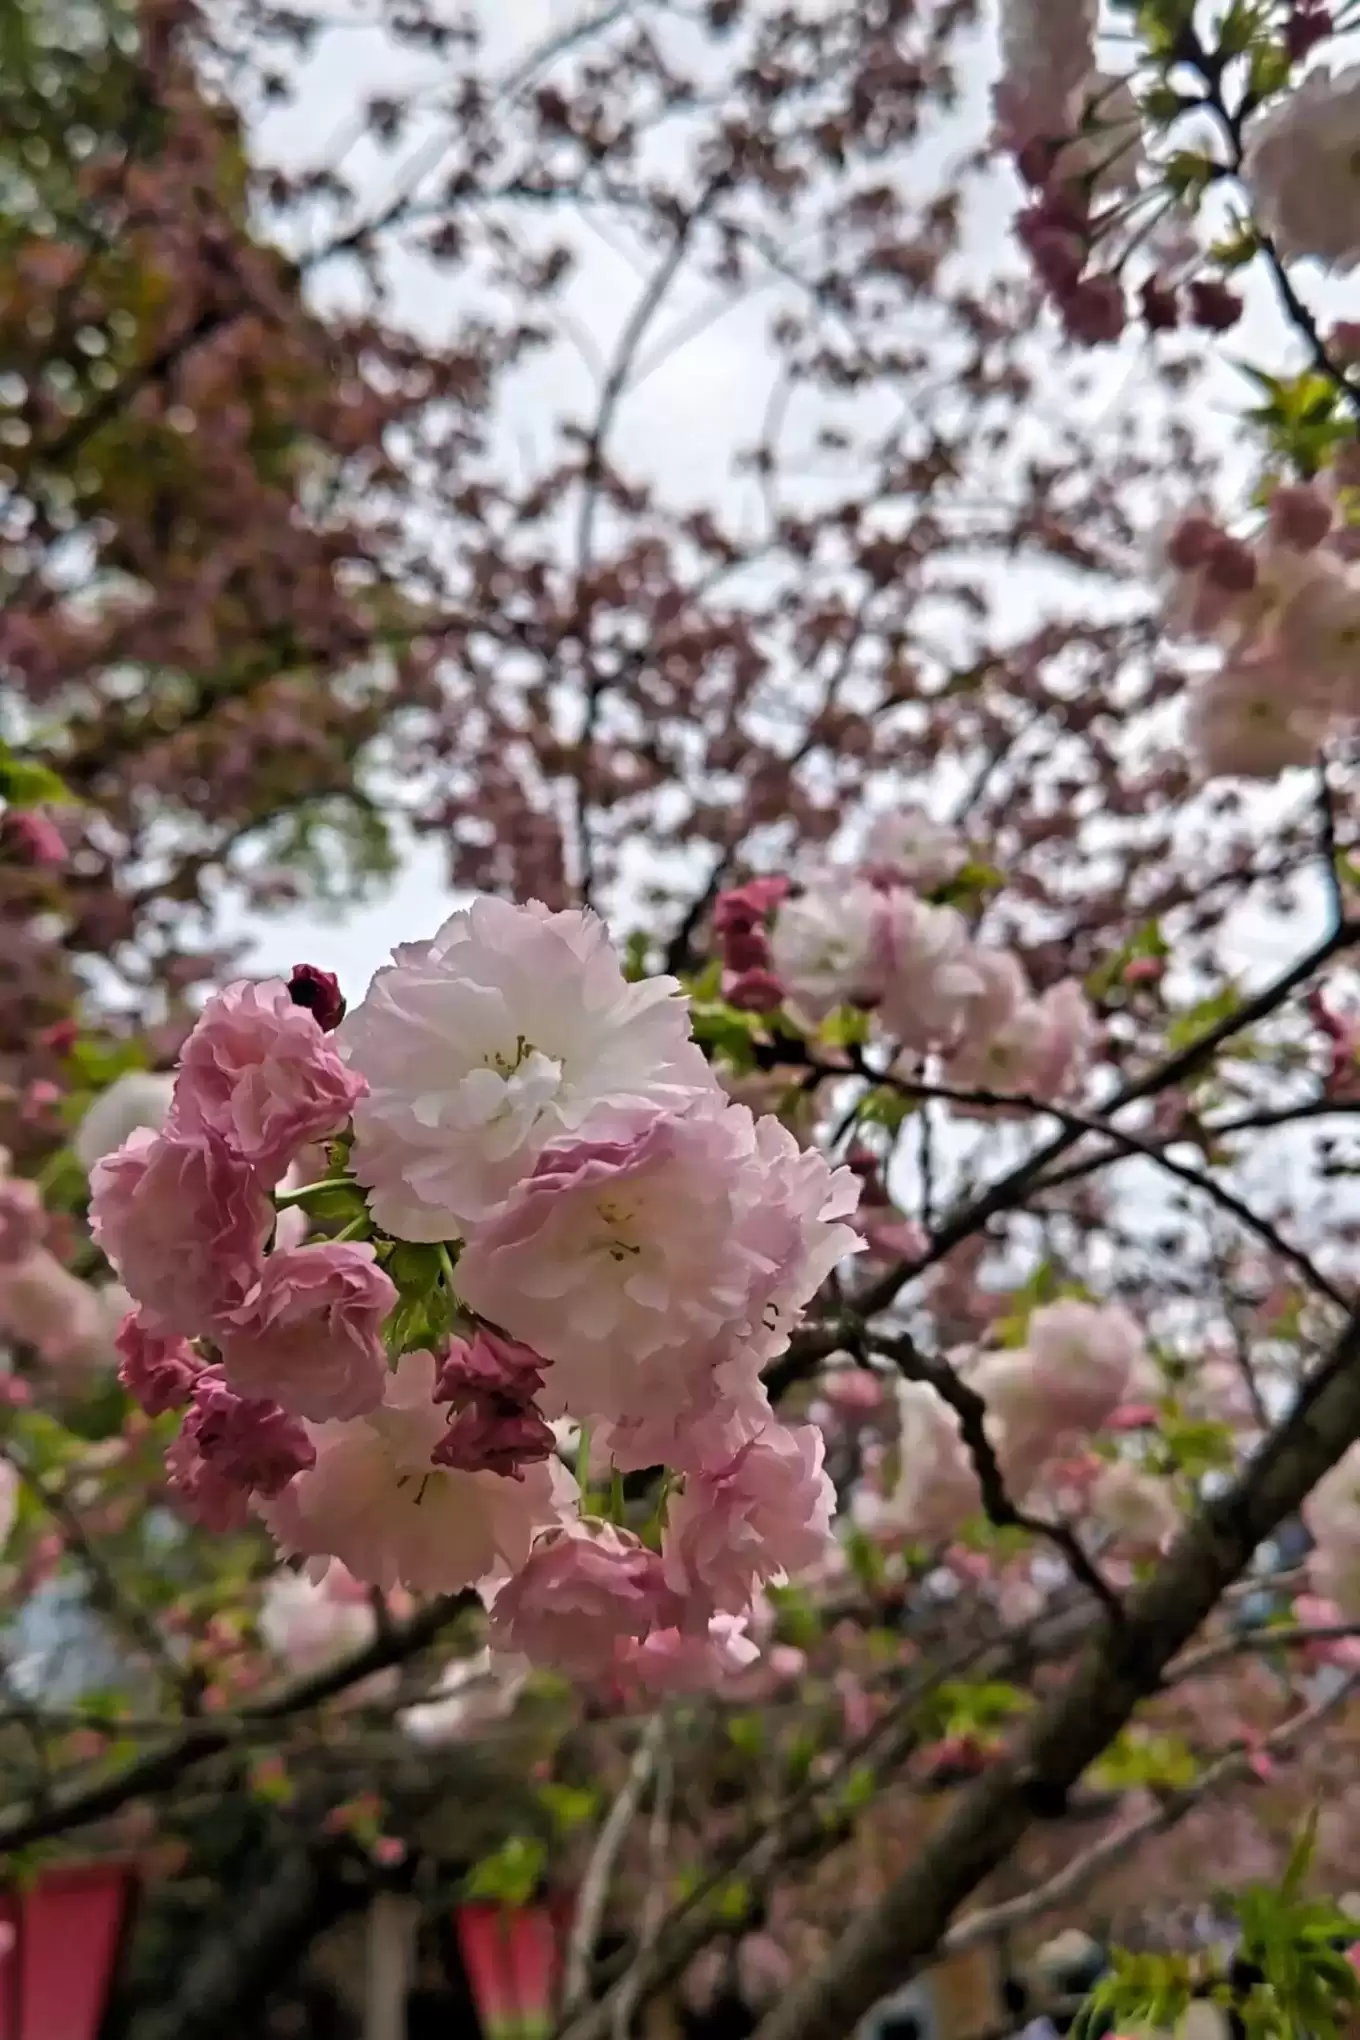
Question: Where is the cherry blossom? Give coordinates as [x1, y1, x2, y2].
[341, 898, 715, 1240]
[1242, 64, 1360, 272]
[619, 1611, 762, 1693]
[115, 1312, 200, 1417]
[258, 1567, 378, 1675]
[219, 1242, 394, 1423]
[661, 1415, 834, 1616]
[1019, 1299, 1144, 1433]
[259, 1350, 562, 1595]
[456, 1099, 858, 1424]
[89, 1129, 273, 1336]
[169, 979, 365, 1185]
[487, 1520, 670, 1679]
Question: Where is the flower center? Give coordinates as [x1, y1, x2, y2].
[594, 1194, 642, 1263]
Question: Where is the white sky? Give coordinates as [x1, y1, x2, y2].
[224, 0, 1358, 1008]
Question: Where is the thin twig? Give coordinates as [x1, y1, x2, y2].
[870, 1331, 1125, 1625]
[563, 1714, 667, 2015]
[941, 1672, 1360, 1957]
[612, 1731, 674, 2040]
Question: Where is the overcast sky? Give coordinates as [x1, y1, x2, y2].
[222, 0, 1353, 1007]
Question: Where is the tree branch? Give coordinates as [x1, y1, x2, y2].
[0, 1590, 478, 1858]
[749, 1306, 1360, 2040]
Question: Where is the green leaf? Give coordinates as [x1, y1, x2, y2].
[537, 1783, 599, 1836]
[0, 743, 73, 808]
[856, 1087, 918, 1132]
[1282, 1803, 1321, 1905]
[1166, 983, 1243, 1054]
[460, 1835, 546, 1907]
[622, 930, 652, 983]
[819, 1005, 872, 1050]
[689, 1000, 765, 1073]
[727, 1713, 765, 1756]
[837, 1765, 875, 1813]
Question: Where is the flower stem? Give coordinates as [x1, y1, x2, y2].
[274, 1176, 353, 1208]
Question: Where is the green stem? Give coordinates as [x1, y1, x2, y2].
[436, 1242, 458, 1293]
[334, 1215, 369, 1244]
[274, 1176, 353, 1208]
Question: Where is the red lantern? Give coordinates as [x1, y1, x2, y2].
[0, 1862, 135, 2040]
[453, 1898, 572, 2040]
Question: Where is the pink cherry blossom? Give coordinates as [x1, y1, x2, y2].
[434, 1327, 548, 1404]
[863, 1379, 981, 1542]
[1242, 64, 1360, 272]
[770, 878, 918, 1022]
[342, 897, 715, 1242]
[1087, 1461, 1179, 1556]
[1022, 1299, 1144, 1433]
[0, 1250, 115, 1366]
[169, 1369, 315, 1531]
[1187, 662, 1327, 779]
[456, 1100, 859, 1425]
[432, 1399, 557, 1480]
[617, 1610, 762, 1693]
[488, 1520, 670, 1678]
[89, 1130, 273, 1335]
[662, 1417, 834, 1616]
[115, 1311, 200, 1415]
[0, 1174, 43, 1267]
[166, 1427, 253, 1532]
[946, 978, 1093, 1101]
[259, 1350, 561, 1594]
[876, 900, 990, 1052]
[862, 807, 966, 892]
[966, 1349, 1088, 1497]
[258, 1567, 378, 1674]
[219, 1242, 394, 1422]
[170, 978, 366, 1185]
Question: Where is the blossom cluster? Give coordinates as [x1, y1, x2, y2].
[717, 811, 1093, 1107]
[860, 1299, 1178, 1559]
[1161, 486, 1360, 778]
[91, 902, 860, 1686]
[993, 0, 1245, 347]
[1304, 1442, 1360, 1616]
[0, 1148, 125, 1374]
[994, 0, 1360, 347]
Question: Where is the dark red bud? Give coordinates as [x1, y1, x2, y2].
[288, 964, 346, 1031]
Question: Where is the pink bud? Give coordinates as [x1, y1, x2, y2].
[1188, 278, 1243, 331]
[1285, 4, 1333, 59]
[1061, 275, 1127, 345]
[432, 1396, 556, 1479]
[1, 811, 66, 869]
[1139, 277, 1180, 330]
[1269, 482, 1333, 551]
[724, 967, 785, 1012]
[287, 964, 346, 1032]
[722, 925, 772, 973]
[1166, 513, 1223, 571]
[1205, 535, 1258, 593]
